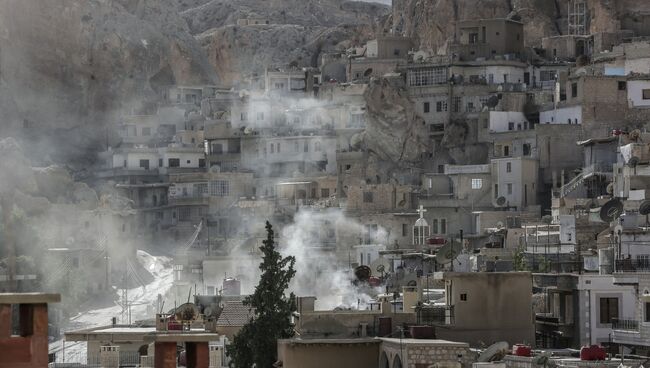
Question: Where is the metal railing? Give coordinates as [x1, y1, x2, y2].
[615, 259, 650, 273]
[416, 305, 454, 326]
[612, 318, 639, 332]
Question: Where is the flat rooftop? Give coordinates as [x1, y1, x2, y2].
[0, 293, 61, 304]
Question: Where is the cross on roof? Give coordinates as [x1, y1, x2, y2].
[417, 205, 427, 219]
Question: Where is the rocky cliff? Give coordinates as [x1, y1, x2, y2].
[198, 23, 376, 86]
[0, 0, 217, 165]
[179, 0, 389, 35]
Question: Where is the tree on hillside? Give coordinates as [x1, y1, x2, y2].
[227, 221, 297, 368]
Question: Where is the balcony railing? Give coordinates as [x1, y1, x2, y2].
[416, 305, 454, 326]
[615, 259, 650, 273]
[612, 318, 639, 332]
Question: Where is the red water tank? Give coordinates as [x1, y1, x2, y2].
[428, 237, 446, 245]
[580, 345, 606, 361]
[512, 344, 532, 357]
[368, 276, 381, 287]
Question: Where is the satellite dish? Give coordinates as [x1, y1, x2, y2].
[628, 156, 640, 168]
[496, 221, 505, 229]
[606, 183, 614, 195]
[363, 68, 373, 77]
[640, 200, 650, 216]
[486, 95, 500, 108]
[436, 240, 463, 265]
[630, 129, 641, 141]
[600, 198, 624, 222]
[496, 196, 507, 206]
[407, 280, 417, 287]
[478, 341, 509, 362]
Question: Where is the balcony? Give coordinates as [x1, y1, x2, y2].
[535, 313, 572, 326]
[615, 259, 650, 273]
[612, 318, 639, 332]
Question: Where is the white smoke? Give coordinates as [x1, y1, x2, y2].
[279, 208, 387, 310]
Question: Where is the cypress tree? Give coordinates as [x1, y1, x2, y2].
[228, 221, 297, 368]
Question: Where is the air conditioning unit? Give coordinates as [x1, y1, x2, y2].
[493, 196, 508, 208]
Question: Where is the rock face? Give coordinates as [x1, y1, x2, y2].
[363, 77, 430, 165]
[0, 0, 217, 165]
[179, 0, 390, 35]
[198, 24, 376, 86]
[390, 0, 650, 51]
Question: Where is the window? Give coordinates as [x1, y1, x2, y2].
[270, 143, 274, 154]
[571, 83, 578, 98]
[139, 159, 150, 170]
[142, 127, 151, 136]
[503, 146, 510, 156]
[599, 297, 618, 324]
[471, 178, 482, 189]
[440, 219, 447, 234]
[168, 158, 180, 167]
[194, 183, 208, 197]
[408, 67, 447, 86]
[393, 48, 400, 56]
[363, 192, 374, 203]
[277, 143, 281, 153]
[506, 162, 512, 173]
[452, 96, 462, 113]
[178, 207, 192, 221]
[423, 102, 430, 113]
[240, 112, 248, 121]
[643, 89, 650, 100]
[198, 158, 205, 168]
[402, 223, 408, 237]
[315, 141, 321, 152]
[321, 188, 330, 198]
[645, 302, 650, 323]
[304, 142, 309, 153]
[209, 180, 230, 196]
[523, 143, 531, 156]
[158, 158, 163, 167]
[123, 159, 127, 168]
[438, 165, 444, 174]
[618, 81, 627, 91]
[494, 184, 499, 198]
[508, 122, 515, 131]
[436, 101, 447, 112]
[507, 183, 513, 195]
[294, 141, 300, 152]
[460, 293, 467, 301]
[432, 219, 438, 234]
[540, 70, 556, 82]
[467, 102, 474, 112]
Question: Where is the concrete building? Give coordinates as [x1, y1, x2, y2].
[534, 273, 636, 349]
[449, 19, 525, 62]
[425, 272, 535, 346]
[348, 36, 412, 81]
[491, 157, 539, 211]
[277, 338, 380, 368]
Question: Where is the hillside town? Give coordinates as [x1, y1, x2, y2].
[4, 0, 650, 367]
